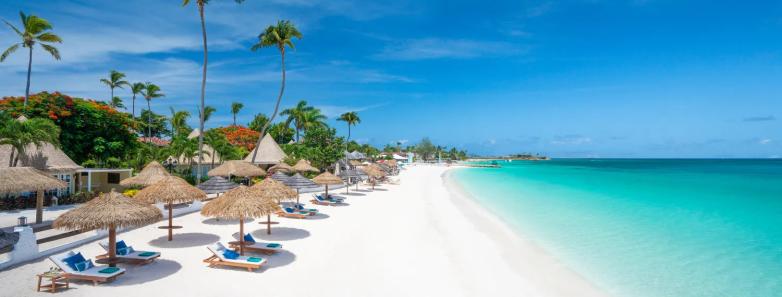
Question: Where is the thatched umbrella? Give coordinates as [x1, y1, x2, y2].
[339, 169, 365, 191]
[282, 173, 317, 204]
[0, 167, 67, 224]
[293, 159, 319, 173]
[197, 176, 238, 196]
[120, 161, 171, 187]
[267, 162, 294, 174]
[201, 186, 280, 255]
[312, 172, 343, 197]
[270, 171, 291, 183]
[134, 176, 207, 241]
[360, 166, 385, 190]
[207, 160, 266, 179]
[54, 190, 162, 266]
[250, 179, 296, 235]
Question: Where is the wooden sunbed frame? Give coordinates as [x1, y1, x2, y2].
[203, 248, 263, 272]
[50, 260, 124, 285]
[310, 198, 333, 206]
[227, 241, 280, 255]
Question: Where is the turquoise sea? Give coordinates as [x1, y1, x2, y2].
[451, 159, 782, 297]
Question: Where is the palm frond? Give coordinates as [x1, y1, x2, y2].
[3, 19, 23, 37]
[35, 32, 62, 43]
[25, 15, 53, 35]
[0, 43, 20, 62]
[40, 43, 60, 60]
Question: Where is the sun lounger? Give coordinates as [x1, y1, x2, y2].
[228, 234, 283, 255]
[97, 240, 160, 264]
[277, 207, 308, 219]
[294, 203, 318, 215]
[310, 194, 334, 206]
[203, 242, 266, 272]
[49, 251, 125, 285]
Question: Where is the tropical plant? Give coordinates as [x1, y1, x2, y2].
[141, 82, 164, 137]
[200, 105, 216, 123]
[337, 111, 360, 142]
[249, 20, 302, 163]
[0, 114, 60, 167]
[415, 137, 436, 161]
[100, 70, 129, 103]
[248, 113, 268, 132]
[230, 102, 243, 126]
[281, 100, 325, 142]
[1, 12, 62, 108]
[137, 109, 170, 138]
[269, 121, 295, 144]
[129, 82, 144, 118]
[169, 107, 192, 138]
[110, 96, 124, 109]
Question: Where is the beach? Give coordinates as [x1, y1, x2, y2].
[0, 165, 607, 297]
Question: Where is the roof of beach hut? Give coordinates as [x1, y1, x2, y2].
[134, 175, 207, 204]
[201, 186, 280, 220]
[120, 161, 171, 187]
[0, 143, 83, 173]
[208, 160, 266, 177]
[312, 172, 344, 185]
[54, 190, 162, 231]
[196, 176, 239, 194]
[243, 134, 287, 165]
[0, 167, 68, 193]
[268, 162, 294, 174]
[293, 159, 319, 172]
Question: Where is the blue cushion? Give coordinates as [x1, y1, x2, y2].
[117, 246, 134, 256]
[116, 240, 127, 250]
[223, 249, 239, 260]
[266, 243, 281, 248]
[285, 207, 295, 213]
[247, 257, 262, 263]
[74, 260, 93, 272]
[64, 252, 86, 270]
[243, 233, 255, 243]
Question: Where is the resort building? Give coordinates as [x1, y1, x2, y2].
[243, 133, 287, 166]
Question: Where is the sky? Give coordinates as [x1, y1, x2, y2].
[1, 0, 781, 158]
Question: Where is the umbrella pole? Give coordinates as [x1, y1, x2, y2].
[168, 202, 173, 241]
[108, 224, 117, 267]
[239, 217, 244, 255]
[267, 215, 271, 235]
[325, 185, 329, 198]
[296, 188, 300, 205]
[35, 190, 44, 224]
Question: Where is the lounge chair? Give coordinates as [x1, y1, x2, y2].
[203, 242, 266, 272]
[277, 207, 308, 219]
[49, 251, 125, 285]
[310, 194, 334, 206]
[294, 203, 318, 215]
[97, 240, 161, 265]
[228, 234, 283, 255]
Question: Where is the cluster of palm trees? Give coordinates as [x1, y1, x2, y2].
[97, 70, 166, 139]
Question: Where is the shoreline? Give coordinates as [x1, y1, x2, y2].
[441, 166, 609, 297]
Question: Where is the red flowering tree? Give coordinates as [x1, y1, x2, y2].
[217, 125, 260, 151]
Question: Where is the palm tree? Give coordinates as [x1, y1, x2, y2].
[169, 107, 191, 138]
[100, 70, 129, 103]
[182, 0, 244, 184]
[249, 20, 302, 163]
[129, 82, 145, 119]
[110, 96, 125, 109]
[337, 111, 361, 142]
[0, 116, 60, 167]
[141, 82, 164, 138]
[230, 102, 243, 126]
[200, 105, 216, 123]
[1, 12, 62, 108]
[281, 100, 323, 142]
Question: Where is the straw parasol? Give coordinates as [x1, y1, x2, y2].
[250, 179, 296, 235]
[267, 162, 294, 174]
[282, 173, 317, 203]
[293, 159, 319, 173]
[134, 176, 207, 241]
[312, 172, 343, 197]
[54, 190, 162, 266]
[339, 169, 365, 191]
[349, 160, 362, 167]
[197, 176, 238, 195]
[201, 186, 280, 254]
[270, 171, 291, 183]
[360, 165, 385, 190]
[0, 167, 67, 224]
[120, 161, 171, 187]
[208, 160, 266, 178]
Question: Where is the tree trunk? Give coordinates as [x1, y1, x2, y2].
[147, 99, 152, 138]
[251, 49, 286, 163]
[196, 4, 208, 186]
[131, 94, 136, 118]
[110, 87, 114, 104]
[233, 114, 236, 126]
[35, 190, 44, 224]
[24, 46, 32, 109]
[8, 147, 14, 167]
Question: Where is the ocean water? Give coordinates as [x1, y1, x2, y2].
[451, 159, 782, 297]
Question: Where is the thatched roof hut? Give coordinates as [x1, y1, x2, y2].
[0, 143, 83, 173]
[0, 167, 69, 224]
[208, 160, 266, 178]
[293, 159, 319, 173]
[134, 176, 206, 241]
[120, 161, 171, 187]
[243, 134, 287, 165]
[54, 190, 162, 265]
[196, 176, 238, 195]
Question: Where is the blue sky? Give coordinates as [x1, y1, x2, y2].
[1, 0, 781, 157]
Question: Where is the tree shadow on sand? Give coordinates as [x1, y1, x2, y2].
[201, 218, 255, 225]
[251, 227, 310, 241]
[149, 232, 220, 248]
[107, 259, 182, 286]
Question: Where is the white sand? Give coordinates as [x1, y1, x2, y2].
[0, 165, 608, 297]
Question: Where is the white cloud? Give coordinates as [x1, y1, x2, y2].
[759, 138, 772, 145]
[373, 38, 526, 61]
